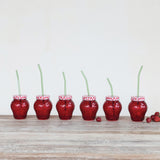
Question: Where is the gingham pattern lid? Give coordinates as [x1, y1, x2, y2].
[59, 95, 72, 100]
[36, 95, 50, 100]
[13, 95, 27, 100]
[131, 96, 145, 101]
[82, 95, 96, 101]
[106, 96, 119, 101]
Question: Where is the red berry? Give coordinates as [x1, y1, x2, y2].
[146, 117, 151, 123]
[154, 116, 160, 122]
[96, 117, 101, 122]
[151, 115, 155, 121]
[155, 112, 160, 117]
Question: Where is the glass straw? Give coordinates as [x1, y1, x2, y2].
[38, 64, 44, 96]
[137, 65, 143, 97]
[16, 70, 21, 95]
[81, 70, 90, 96]
[107, 78, 113, 97]
[62, 72, 67, 96]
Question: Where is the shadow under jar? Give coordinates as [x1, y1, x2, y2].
[11, 95, 29, 119]
[103, 96, 122, 121]
[56, 95, 75, 120]
[34, 95, 52, 120]
[80, 95, 98, 121]
[128, 96, 147, 122]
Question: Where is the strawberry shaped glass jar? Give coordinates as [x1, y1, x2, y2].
[11, 95, 29, 119]
[56, 95, 75, 120]
[103, 96, 122, 121]
[80, 95, 98, 121]
[34, 95, 52, 120]
[128, 96, 147, 121]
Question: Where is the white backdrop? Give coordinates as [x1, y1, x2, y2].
[0, 0, 160, 116]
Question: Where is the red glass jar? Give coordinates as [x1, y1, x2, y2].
[103, 96, 122, 121]
[128, 96, 147, 121]
[11, 95, 29, 119]
[34, 95, 52, 120]
[80, 95, 98, 121]
[56, 95, 75, 120]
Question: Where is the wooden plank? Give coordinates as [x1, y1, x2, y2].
[0, 116, 159, 160]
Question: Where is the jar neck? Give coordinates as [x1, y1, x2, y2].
[14, 98, 26, 100]
[83, 99, 95, 101]
[106, 100, 119, 102]
[132, 100, 145, 102]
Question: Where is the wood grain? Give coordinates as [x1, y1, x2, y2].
[0, 115, 160, 160]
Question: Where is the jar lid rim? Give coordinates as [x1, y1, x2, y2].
[106, 96, 119, 101]
[131, 96, 145, 101]
[36, 95, 50, 100]
[82, 95, 96, 101]
[59, 95, 72, 100]
[13, 95, 27, 99]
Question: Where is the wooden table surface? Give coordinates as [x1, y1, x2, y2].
[0, 116, 160, 160]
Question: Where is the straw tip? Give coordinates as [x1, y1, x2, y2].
[107, 78, 110, 82]
[81, 70, 85, 75]
[38, 64, 41, 70]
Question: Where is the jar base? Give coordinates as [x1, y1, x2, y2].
[36, 116, 50, 120]
[13, 115, 27, 119]
[82, 118, 95, 121]
[131, 119, 144, 122]
[106, 119, 119, 121]
[59, 117, 72, 120]
[37, 118, 49, 120]
[14, 116, 26, 120]
[130, 116, 144, 122]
